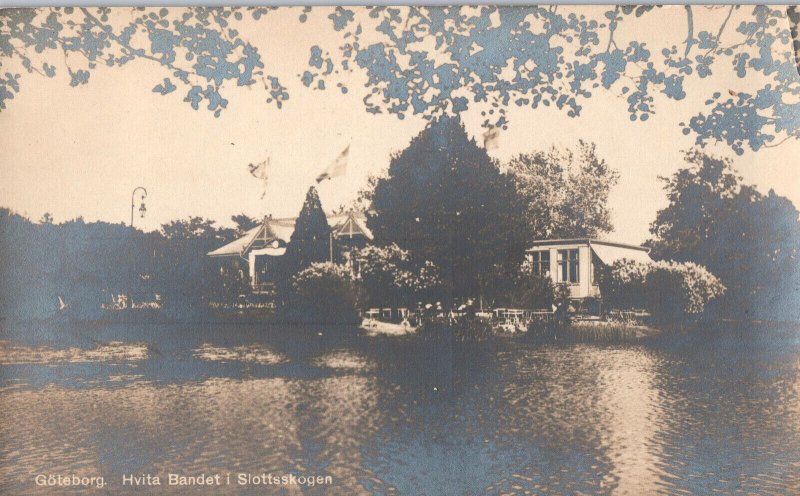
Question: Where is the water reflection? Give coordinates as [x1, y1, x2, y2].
[592, 347, 667, 494]
[0, 374, 383, 495]
[0, 340, 149, 365]
[1, 324, 800, 494]
[194, 343, 285, 365]
[312, 349, 374, 372]
[490, 346, 626, 494]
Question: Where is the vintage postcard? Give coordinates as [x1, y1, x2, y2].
[1, 5, 799, 495]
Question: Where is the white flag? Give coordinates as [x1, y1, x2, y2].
[247, 157, 270, 199]
[483, 127, 500, 150]
[316, 145, 349, 183]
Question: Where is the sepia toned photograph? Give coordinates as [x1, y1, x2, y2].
[1, 4, 800, 494]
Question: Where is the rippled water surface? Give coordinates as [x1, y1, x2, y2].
[1, 322, 799, 494]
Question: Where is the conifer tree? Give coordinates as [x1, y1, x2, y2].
[284, 186, 331, 277]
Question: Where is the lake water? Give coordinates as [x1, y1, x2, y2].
[1, 321, 799, 495]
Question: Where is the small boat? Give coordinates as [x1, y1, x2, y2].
[495, 321, 526, 334]
[360, 318, 417, 336]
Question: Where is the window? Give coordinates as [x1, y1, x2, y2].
[529, 250, 550, 277]
[558, 249, 580, 283]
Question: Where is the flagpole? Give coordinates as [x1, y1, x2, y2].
[316, 143, 349, 264]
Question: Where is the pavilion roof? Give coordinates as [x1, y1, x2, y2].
[330, 212, 373, 239]
[207, 212, 372, 258]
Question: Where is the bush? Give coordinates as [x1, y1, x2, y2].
[600, 260, 725, 322]
[353, 244, 441, 307]
[597, 260, 649, 310]
[489, 261, 555, 310]
[284, 262, 362, 324]
[417, 320, 494, 343]
[554, 283, 572, 326]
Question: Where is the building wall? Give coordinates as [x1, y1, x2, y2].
[531, 242, 597, 299]
[579, 245, 592, 298]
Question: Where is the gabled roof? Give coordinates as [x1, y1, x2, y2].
[207, 224, 262, 257]
[207, 217, 295, 258]
[261, 217, 297, 243]
[330, 212, 373, 239]
[207, 212, 372, 258]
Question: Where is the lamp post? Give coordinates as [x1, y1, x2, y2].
[130, 187, 147, 229]
[127, 186, 148, 310]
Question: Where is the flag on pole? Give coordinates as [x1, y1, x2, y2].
[316, 145, 350, 183]
[247, 157, 270, 199]
[483, 127, 500, 150]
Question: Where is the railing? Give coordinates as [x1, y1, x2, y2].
[607, 309, 651, 325]
[101, 294, 162, 311]
[250, 283, 276, 294]
[209, 301, 275, 310]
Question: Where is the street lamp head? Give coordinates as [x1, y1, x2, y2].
[130, 186, 148, 228]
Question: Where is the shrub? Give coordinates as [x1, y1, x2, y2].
[647, 263, 722, 318]
[285, 262, 362, 324]
[490, 261, 555, 310]
[597, 260, 649, 310]
[353, 244, 441, 307]
[417, 320, 494, 343]
[554, 283, 572, 326]
[600, 260, 726, 322]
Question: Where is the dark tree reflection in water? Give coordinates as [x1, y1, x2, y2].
[1, 322, 800, 495]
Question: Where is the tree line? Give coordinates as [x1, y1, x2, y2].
[0, 210, 256, 321]
[1, 116, 798, 323]
[280, 116, 800, 324]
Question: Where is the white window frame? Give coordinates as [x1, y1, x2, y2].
[557, 249, 580, 284]
[529, 250, 550, 277]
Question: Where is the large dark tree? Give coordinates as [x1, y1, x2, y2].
[283, 186, 331, 276]
[367, 115, 528, 301]
[648, 151, 800, 320]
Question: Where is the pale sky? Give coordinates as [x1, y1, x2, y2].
[1, 6, 798, 244]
